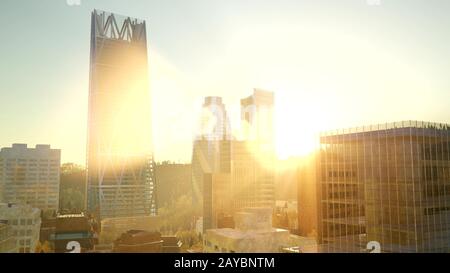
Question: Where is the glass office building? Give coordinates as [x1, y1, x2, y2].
[318, 121, 450, 252]
[86, 10, 156, 220]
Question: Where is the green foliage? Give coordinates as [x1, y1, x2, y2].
[176, 230, 200, 249]
[60, 188, 84, 212]
[59, 163, 86, 212]
[158, 194, 201, 235]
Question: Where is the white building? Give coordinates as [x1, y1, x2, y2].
[0, 203, 41, 253]
[204, 207, 290, 253]
[0, 144, 60, 212]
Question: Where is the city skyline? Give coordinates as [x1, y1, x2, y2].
[1, 0, 450, 165]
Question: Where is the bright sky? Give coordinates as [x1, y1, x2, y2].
[0, 0, 449, 164]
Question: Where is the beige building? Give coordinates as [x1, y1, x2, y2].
[0, 222, 17, 253]
[204, 207, 290, 253]
[0, 144, 60, 212]
[0, 203, 41, 253]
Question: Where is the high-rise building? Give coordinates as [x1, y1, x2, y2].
[199, 96, 231, 141]
[232, 89, 276, 211]
[0, 203, 41, 253]
[192, 97, 232, 231]
[241, 89, 275, 151]
[230, 141, 275, 211]
[0, 144, 60, 212]
[297, 154, 318, 238]
[86, 10, 156, 220]
[195, 90, 276, 232]
[317, 121, 450, 253]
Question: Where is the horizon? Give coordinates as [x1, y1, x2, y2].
[1, 0, 450, 165]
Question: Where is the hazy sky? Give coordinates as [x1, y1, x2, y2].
[0, 0, 449, 164]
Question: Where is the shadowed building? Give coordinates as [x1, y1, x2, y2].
[318, 121, 450, 253]
[86, 10, 156, 220]
[112, 230, 182, 253]
[50, 213, 97, 253]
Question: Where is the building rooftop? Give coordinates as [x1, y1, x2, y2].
[320, 121, 450, 143]
[207, 227, 289, 240]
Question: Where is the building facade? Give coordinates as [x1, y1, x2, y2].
[204, 207, 290, 253]
[50, 213, 97, 253]
[0, 144, 60, 212]
[318, 121, 450, 253]
[0, 221, 17, 253]
[0, 203, 41, 253]
[86, 10, 156, 220]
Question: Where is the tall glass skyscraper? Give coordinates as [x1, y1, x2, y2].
[86, 10, 156, 220]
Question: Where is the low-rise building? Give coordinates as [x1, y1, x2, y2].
[204, 207, 290, 253]
[0, 203, 41, 253]
[0, 221, 17, 253]
[50, 213, 97, 253]
[112, 230, 182, 253]
[100, 216, 160, 244]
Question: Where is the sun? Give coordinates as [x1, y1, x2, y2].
[274, 94, 323, 159]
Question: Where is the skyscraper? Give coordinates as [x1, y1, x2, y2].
[0, 144, 60, 212]
[317, 121, 450, 253]
[86, 10, 156, 220]
[195, 90, 276, 232]
[192, 97, 232, 231]
[232, 89, 276, 211]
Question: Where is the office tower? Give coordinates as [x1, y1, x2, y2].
[199, 97, 231, 141]
[297, 154, 318, 238]
[241, 89, 275, 151]
[230, 141, 275, 211]
[195, 91, 276, 231]
[231, 89, 276, 212]
[0, 144, 60, 212]
[202, 173, 232, 231]
[86, 10, 156, 220]
[318, 121, 450, 253]
[0, 203, 41, 253]
[192, 97, 232, 231]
